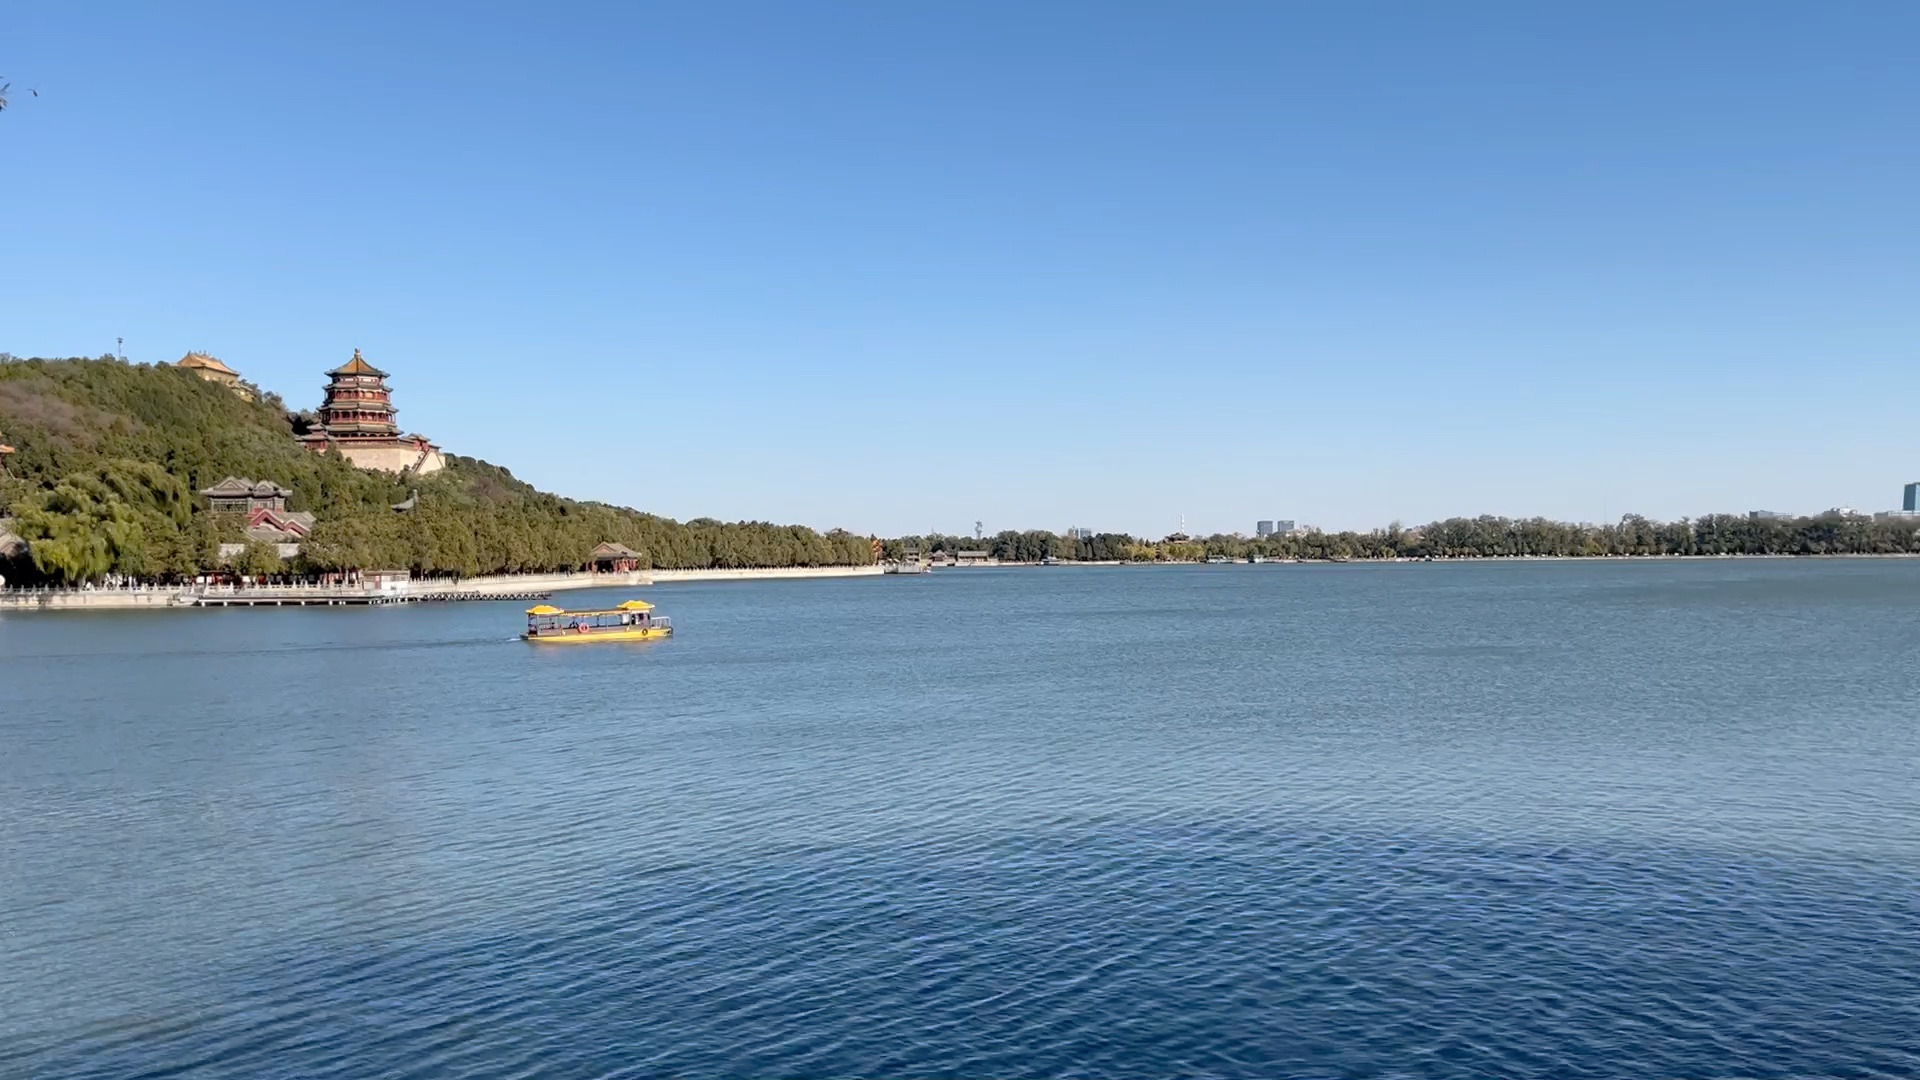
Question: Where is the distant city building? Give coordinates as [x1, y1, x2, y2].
[1275, 519, 1296, 534]
[1749, 510, 1793, 521]
[1255, 520, 1274, 537]
[296, 349, 445, 475]
[1906, 482, 1919, 513]
[1065, 526, 1093, 540]
[173, 351, 254, 401]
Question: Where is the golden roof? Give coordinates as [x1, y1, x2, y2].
[526, 604, 564, 615]
[176, 351, 239, 376]
[328, 348, 389, 377]
[617, 600, 654, 611]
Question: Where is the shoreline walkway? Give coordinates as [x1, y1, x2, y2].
[189, 587, 556, 608]
[0, 564, 884, 612]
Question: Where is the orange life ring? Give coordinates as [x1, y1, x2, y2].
[576, 623, 589, 634]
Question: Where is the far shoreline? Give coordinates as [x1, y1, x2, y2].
[6, 554, 1913, 614]
[931, 551, 1920, 568]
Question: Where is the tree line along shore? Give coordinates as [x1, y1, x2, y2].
[884, 516, 1920, 567]
[4, 356, 1916, 588]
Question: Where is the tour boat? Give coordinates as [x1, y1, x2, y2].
[524, 600, 673, 643]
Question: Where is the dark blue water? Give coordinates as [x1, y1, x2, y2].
[4, 560, 1919, 1078]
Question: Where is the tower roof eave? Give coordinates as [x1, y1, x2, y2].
[328, 348, 389, 378]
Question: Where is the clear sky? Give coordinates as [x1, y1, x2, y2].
[5, 2, 1917, 536]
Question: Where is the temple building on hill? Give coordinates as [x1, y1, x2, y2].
[202, 476, 292, 514]
[296, 349, 445, 475]
[588, 542, 643, 573]
[199, 477, 317, 544]
[174, 352, 254, 400]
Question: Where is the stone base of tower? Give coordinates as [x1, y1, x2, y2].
[334, 443, 446, 475]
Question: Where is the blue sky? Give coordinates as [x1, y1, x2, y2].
[5, 2, 1917, 535]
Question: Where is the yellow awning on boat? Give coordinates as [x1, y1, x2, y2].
[546, 600, 657, 616]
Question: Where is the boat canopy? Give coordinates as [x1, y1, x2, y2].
[526, 600, 656, 617]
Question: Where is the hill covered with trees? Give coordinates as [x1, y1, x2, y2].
[0, 356, 872, 583]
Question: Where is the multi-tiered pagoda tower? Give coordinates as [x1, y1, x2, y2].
[297, 349, 445, 474]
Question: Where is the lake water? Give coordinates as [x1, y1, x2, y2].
[3, 560, 1918, 1079]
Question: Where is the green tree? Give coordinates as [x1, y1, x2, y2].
[232, 540, 284, 577]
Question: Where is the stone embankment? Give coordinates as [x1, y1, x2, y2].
[646, 565, 884, 583]
[413, 565, 882, 594]
[0, 587, 190, 611]
[413, 570, 653, 596]
[0, 565, 884, 612]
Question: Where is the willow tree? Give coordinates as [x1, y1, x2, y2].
[10, 459, 194, 581]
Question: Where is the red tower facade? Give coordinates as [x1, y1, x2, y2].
[296, 349, 445, 474]
[308, 349, 400, 441]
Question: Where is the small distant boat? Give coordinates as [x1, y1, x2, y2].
[1205, 555, 1234, 564]
[884, 560, 930, 575]
[524, 599, 672, 643]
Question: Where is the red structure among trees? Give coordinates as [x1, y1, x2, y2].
[296, 349, 444, 474]
[303, 349, 400, 441]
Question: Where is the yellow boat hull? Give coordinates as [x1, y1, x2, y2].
[524, 627, 673, 644]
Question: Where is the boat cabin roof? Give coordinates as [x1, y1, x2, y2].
[526, 599, 655, 616]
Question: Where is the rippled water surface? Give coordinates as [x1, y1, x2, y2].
[4, 560, 1920, 1078]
